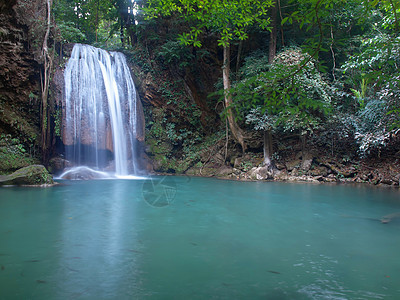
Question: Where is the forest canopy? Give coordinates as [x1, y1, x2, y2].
[52, 0, 400, 158]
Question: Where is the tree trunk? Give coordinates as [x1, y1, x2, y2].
[300, 134, 313, 171]
[269, 0, 278, 63]
[263, 1, 278, 169]
[222, 45, 247, 152]
[263, 130, 273, 166]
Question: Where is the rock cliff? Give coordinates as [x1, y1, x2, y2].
[0, 0, 47, 157]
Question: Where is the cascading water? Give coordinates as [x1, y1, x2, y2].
[61, 44, 144, 179]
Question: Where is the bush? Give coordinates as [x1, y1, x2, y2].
[237, 48, 332, 136]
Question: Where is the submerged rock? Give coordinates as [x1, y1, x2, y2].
[0, 165, 54, 186]
[58, 166, 112, 180]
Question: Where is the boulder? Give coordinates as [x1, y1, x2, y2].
[310, 165, 329, 177]
[249, 166, 274, 180]
[380, 178, 393, 185]
[274, 170, 289, 181]
[48, 157, 71, 174]
[285, 159, 301, 171]
[0, 165, 54, 186]
[215, 165, 234, 177]
[301, 152, 314, 171]
[58, 166, 110, 180]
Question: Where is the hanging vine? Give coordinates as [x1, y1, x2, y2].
[40, 0, 54, 163]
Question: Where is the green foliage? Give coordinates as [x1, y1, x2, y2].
[239, 50, 270, 78]
[53, 0, 138, 47]
[145, 106, 226, 173]
[28, 92, 39, 102]
[239, 161, 254, 172]
[343, 34, 400, 77]
[0, 135, 38, 173]
[352, 91, 399, 156]
[245, 107, 277, 131]
[126, 47, 153, 73]
[93, 19, 123, 48]
[56, 21, 86, 43]
[237, 48, 332, 135]
[349, 80, 367, 110]
[50, 0, 400, 162]
[144, 0, 273, 47]
[157, 80, 202, 128]
[52, 109, 62, 137]
[145, 106, 204, 173]
[340, 1, 400, 154]
[156, 40, 195, 69]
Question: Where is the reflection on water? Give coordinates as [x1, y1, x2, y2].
[56, 180, 143, 299]
[0, 177, 400, 299]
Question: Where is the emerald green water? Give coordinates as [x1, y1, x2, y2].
[1, 177, 400, 299]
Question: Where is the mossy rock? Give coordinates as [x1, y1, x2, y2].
[0, 165, 54, 186]
[0, 136, 39, 173]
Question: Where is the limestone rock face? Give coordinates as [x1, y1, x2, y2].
[0, 0, 45, 145]
[0, 165, 54, 186]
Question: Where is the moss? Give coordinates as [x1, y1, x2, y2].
[0, 97, 39, 145]
[0, 135, 39, 174]
[0, 165, 54, 186]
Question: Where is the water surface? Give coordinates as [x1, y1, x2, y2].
[0, 177, 400, 299]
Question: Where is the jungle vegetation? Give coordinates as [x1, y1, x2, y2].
[51, 0, 400, 171]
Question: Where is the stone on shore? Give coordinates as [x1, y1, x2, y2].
[0, 165, 54, 186]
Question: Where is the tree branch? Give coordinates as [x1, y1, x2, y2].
[330, 25, 336, 81]
[274, 0, 323, 84]
[389, 0, 399, 33]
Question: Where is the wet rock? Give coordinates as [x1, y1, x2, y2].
[249, 166, 273, 180]
[0, 165, 54, 186]
[290, 168, 299, 176]
[215, 165, 234, 177]
[285, 159, 301, 171]
[59, 166, 110, 180]
[310, 165, 329, 177]
[301, 153, 313, 171]
[140, 154, 155, 174]
[394, 173, 400, 185]
[246, 130, 263, 149]
[233, 153, 260, 170]
[232, 168, 241, 175]
[213, 153, 226, 165]
[315, 159, 356, 177]
[274, 170, 289, 181]
[323, 174, 337, 183]
[275, 162, 286, 170]
[233, 156, 244, 169]
[314, 175, 324, 182]
[280, 174, 320, 183]
[379, 178, 393, 185]
[48, 157, 71, 174]
[185, 167, 201, 176]
[197, 166, 218, 177]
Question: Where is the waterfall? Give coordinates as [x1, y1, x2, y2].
[62, 44, 143, 177]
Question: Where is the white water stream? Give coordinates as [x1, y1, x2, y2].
[63, 44, 141, 178]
